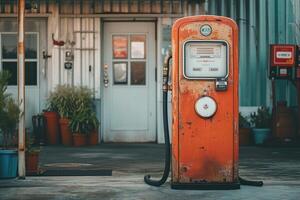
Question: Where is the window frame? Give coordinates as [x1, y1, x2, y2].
[183, 40, 229, 80]
[0, 32, 39, 87]
[111, 33, 148, 87]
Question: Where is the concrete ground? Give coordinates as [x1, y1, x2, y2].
[1, 144, 300, 200]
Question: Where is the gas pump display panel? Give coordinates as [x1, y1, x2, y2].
[183, 41, 228, 79]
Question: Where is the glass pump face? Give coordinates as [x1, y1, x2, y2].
[183, 41, 228, 79]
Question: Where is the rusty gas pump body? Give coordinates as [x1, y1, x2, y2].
[171, 15, 240, 189]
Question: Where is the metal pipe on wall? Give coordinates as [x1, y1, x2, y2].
[17, 0, 26, 179]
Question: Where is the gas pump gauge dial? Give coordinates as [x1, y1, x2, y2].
[195, 96, 217, 118]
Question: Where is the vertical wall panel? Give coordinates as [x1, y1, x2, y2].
[258, 0, 268, 106]
[88, 18, 94, 90]
[238, 0, 247, 106]
[59, 18, 68, 85]
[248, 0, 257, 105]
[82, 18, 89, 87]
[55, 16, 99, 98]
[74, 18, 82, 86]
[48, 1, 60, 92]
[94, 18, 101, 99]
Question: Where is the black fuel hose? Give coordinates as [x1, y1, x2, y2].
[144, 55, 172, 187]
[239, 176, 263, 187]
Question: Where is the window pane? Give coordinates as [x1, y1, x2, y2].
[131, 62, 146, 85]
[1, 34, 17, 59]
[130, 35, 146, 59]
[113, 35, 128, 59]
[25, 62, 37, 85]
[113, 62, 127, 85]
[2, 62, 17, 85]
[25, 34, 37, 59]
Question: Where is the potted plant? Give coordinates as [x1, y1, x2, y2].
[88, 113, 100, 145]
[25, 137, 40, 175]
[69, 110, 89, 147]
[69, 87, 99, 146]
[250, 107, 272, 145]
[50, 85, 74, 146]
[0, 71, 20, 179]
[239, 113, 252, 146]
[44, 93, 60, 145]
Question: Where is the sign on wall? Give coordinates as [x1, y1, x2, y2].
[270, 45, 296, 67]
[269, 44, 297, 79]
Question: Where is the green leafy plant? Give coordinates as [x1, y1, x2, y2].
[47, 85, 99, 134]
[46, 85, 75, 118]
[69, 87, 99, 135]
[250, 107, 272, 129]
[0, 71, 20, 148]
[69, 109, 99, 135]
[239, 113, 250, 128]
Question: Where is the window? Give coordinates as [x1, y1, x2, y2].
[0, 33, 38, 86]
[113, 35, 128, 59]
[113, 62, 128, 85]
[184, 41, 228, 79]
[112, 34, 146, 86]
[131, 62, 146, 85]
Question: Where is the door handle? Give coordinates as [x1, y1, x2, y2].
[103, 64, 109, 88]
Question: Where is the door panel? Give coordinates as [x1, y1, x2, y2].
[103, 22, 156, 142]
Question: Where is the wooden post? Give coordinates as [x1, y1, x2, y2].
[17, 0, 26, 179]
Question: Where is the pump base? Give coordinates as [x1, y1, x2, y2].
[171, 182, 240, 190]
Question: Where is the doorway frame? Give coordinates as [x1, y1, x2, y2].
[100, 17, 162, 143]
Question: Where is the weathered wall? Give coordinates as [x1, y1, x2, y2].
[207, 0, 299, 107]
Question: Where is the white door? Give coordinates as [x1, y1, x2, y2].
[0, 19, 47, 129]
[102, 22, 156, 142]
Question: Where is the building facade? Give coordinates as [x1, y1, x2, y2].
[0, 0, 299, 143]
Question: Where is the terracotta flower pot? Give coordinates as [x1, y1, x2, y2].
[25, 151, 39, 174]
[88, 130, 99, 145]
[73, 133, 87, 147]
[43, 111, 59, 145]
[59, 118, 72, 146]
[239, 128, 252, 146]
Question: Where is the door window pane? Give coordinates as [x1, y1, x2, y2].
[25, 62, 37, 85]
[130, 35, 146, 59]
[1, 34, 17, 59]
[25, 34, 37, 59]
[113, 62, 128, 85]
[113, 35, 128, 59]
[2, 62, 17, 85]
[131, 62, 146, 85]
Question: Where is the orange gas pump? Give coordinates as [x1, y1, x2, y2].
[144, 15, 263, 189]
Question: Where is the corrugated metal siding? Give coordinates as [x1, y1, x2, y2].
[207, 0, 299, 107]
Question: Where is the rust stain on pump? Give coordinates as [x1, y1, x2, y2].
[171, 15, 239, 189]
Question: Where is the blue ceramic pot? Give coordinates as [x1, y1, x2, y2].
[252, 128, 271, 145]
[0, 149, 18, 179]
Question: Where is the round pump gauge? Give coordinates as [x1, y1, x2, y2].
[195, 96, 217, 118]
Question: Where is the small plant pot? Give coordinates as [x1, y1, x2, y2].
[59, 118, 72, 146]
[25, 151, 39, 175]
[0, 150, 18, 179]
[252, 128, 271, 145]
[88, 130, 99, 145]
[73, 133, 87, 147]
[239, 128, 252, 146]
[44, 111, 60, 145]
